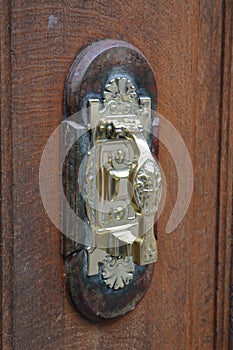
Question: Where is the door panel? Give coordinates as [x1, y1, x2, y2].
[1, 1, 232, 349]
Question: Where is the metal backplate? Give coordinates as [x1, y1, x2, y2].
[62, 40, 159, 321]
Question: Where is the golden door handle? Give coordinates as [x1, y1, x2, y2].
[62, 40, 160, 321]
[95, 118, 162, 265]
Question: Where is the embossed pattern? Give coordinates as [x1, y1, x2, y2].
[101, 256, 135, 290]
[134, 159, 162, 214]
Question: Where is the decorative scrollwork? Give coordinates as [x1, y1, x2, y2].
[103, 77, 137, 104]
[101, 256, 135, 290]
[103, 77, 138, 115]
[84, 151, 95, 226]
[134, 159, 162, 214]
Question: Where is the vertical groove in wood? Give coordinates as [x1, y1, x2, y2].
[228, 10, 233, 349]
[0, 0, 14, 349]
[214, 0, 233, 348]
[186, 1, 199, 348]
[188, 0, 224, 348]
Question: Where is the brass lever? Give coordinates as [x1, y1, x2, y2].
[92, 118, 161, 266]
[85, 77, 162, 276]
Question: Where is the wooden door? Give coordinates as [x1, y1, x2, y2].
[1, 1, 232, 349]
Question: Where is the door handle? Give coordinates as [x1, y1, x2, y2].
[87, 114, 162, 275]
[62, 40, 161, 321]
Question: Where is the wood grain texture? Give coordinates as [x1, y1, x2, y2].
[0, 0, 232, 349]
[215, 0, 233, 348]
[0, 0, 14, 349]
[229, 49, 233, 348]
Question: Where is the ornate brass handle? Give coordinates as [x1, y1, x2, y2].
[93, 118, 162, 266]
[97, 119, 161, 213]
[62, 40, 161, 321]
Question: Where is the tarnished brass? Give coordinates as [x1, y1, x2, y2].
[85, 77, 162, 281]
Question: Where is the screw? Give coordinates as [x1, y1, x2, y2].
[106, 124, 113, 137]
[114, 207, 125, 221]
[114, 149, 125, 164]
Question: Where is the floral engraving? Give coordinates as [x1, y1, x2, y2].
[134, 159, 162, 214]
[102, 255, 135, 290]
[103, 77, 138, 115]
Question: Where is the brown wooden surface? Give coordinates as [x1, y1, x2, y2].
[0, 0, 232, 349]
[215, 1, 233, 348]
[0, 0, 14, 349]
